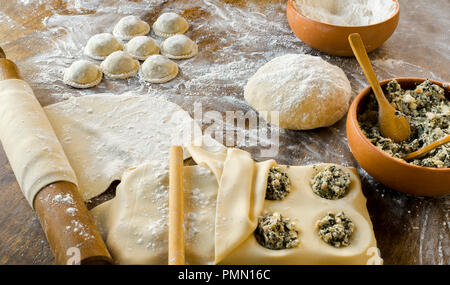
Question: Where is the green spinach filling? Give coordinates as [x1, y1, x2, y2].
[358, 80, 449, 168]
[254, 212, 299, 250]
[266, 166, 291, 200]
[317, 212, 354, 248]
[311, 166, 350, 200]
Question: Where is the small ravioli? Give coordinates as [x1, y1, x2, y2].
[161, 34, 198, 59]
[100, 51, 139, 79]
[113, 15, 150, 41]
[152, 12, 189, 38]
[84, 33, 123, 60]
[64, 60, 102, 89]
[125, 36, 160, 61]
[140, 55, 178, 83]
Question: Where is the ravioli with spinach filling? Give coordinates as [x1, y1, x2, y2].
[358, 80, 449, 168]
[254, 212, 299, 250]
[311, 166, 350, 200]
[317, 212, 354, 248]
[266, 166, 291, 200]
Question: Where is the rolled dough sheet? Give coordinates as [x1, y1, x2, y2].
[91, 146, 379, 264]
[91, 161, 218, 264]
[44, 93, 206, 201]
[220, 164, 378, 265]
[0, 79, 77, 207]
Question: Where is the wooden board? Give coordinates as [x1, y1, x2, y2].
[0, 0, 448, 264]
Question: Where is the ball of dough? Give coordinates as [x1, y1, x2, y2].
[152, 12, 189, 38]
[84, 33, 123, 60]
[113, 15, 150, 40]
[64, 60, 102, 89]
[161, 34, 198, 59]
[244, 54, 352, 130]
[100, 51, 140, 79]
[140, 55, 178, 83]
[125, 36, 160, 61]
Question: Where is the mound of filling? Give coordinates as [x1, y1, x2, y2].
[265, 166, 291, 200]
[358, 80, 449, 168]
[254, 212, 299, 250]
[317, 212, 355, 248]
[311, 166, 351, 200]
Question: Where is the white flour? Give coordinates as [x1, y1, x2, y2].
[294, 0, 397, 26]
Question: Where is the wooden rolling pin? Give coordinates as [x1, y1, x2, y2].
[0, 47, 112, 265]
[168, 146, 185, 265]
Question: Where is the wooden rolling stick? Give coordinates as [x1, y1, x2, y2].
[168, 146, 185, 265]
[0, 47, 112, 265]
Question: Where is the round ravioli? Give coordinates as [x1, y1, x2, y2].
[113, 15, 150, 41]
[161, 34, 198, 59]
[140, 54, 178, 83]
[152, 12, 189, 38]
[84, 33, 123, 60]
[64, 60, 103, 89]
[100, 51, 140, 79]
[125, 36, 160, 61]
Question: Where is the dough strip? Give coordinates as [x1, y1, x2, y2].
[168, 146, 185, 265]
[0, 47, 112, 265]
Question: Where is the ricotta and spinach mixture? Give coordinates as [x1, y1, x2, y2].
[265, 166, 291, 200]
[254, 212, 300, 250]
[358, 80, 449, 168]
[317, 212, 354, 248]
[311, 166, 351, 200]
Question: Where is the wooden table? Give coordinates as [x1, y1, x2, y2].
[0, 0, 448, 265]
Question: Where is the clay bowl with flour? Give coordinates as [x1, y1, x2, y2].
[286, 0, 400, 56]
[346, 78, 450, 197]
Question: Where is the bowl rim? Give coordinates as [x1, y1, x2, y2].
[350, 77, 450, 173]
[287, 0, 400, 28]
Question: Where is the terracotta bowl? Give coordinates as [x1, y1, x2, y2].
[286, 0, 400, 56]
[346, 78, 450, 196]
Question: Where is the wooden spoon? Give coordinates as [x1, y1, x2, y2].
[403, 135, 450, 161]
[348, 33, 411, 142]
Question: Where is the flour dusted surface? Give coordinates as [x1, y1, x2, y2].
[294, 0, 397, 26]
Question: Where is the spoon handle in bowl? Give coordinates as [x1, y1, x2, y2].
[403, 135, 450, 161]
[348, 33, 391, 109]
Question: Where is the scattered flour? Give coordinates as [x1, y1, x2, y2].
[66, 207, 77, 216]
[294, 0, 397, 26]
[43, 193, 75, 205]
[65, 219, 95, 240]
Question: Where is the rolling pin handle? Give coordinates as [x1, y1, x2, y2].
[34, 182, 113, 265]
[0, 50, 112, 264]
[0, 47, 6, 58]
[0, 50, 22, 80]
